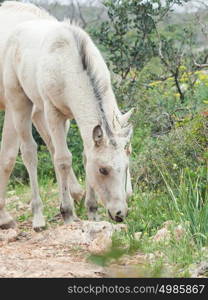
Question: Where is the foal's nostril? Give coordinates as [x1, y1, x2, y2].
[116, 210, 122, 216]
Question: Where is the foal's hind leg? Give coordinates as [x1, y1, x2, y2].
[32, 107, 84, 202]
[0, 109, 19, 229]
[5, 94, 45, 231]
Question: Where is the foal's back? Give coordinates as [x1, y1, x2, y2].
[3, 19, 84, 114]
[0, 1, 54, 62]
[0, 1, 54, 107]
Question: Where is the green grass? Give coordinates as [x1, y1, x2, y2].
[160, 166, 208, 246]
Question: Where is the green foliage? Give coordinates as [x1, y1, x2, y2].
[93, 0, 189, 78]
[67, 121, 84, 181]
[161, 166, 208, 246]
[91, 0, 190, 104]
[93, 0, 156, 78]
[132, 114, 207, 191]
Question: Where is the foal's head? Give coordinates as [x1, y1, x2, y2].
[85, 110, 133, 222]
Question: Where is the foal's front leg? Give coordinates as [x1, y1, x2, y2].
[44, 102, 77, 223]
[83, 153, 98, 221]
[85, 183, 99, 221]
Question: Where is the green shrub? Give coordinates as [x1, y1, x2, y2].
[132, 114, 208, 191]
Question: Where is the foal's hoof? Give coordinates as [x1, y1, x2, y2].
[0, 220, 16, 230]
[33, 225, 46, 232]
[32, 217, 46, 232]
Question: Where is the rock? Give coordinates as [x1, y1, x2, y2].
[190, 261, 208, 278]
[162, 220, 174, 229]
[89, 233, 112, 255]
[153, 222, 186, 243]
[134, 232, 142, 241]
[31, 221, 126, 253]
[145, 253, 155, 261]
[152, 227, 171, 242]
[0, 229, 19, 243]
[174, 224, 186, 240]
[0, 220, 126, 278]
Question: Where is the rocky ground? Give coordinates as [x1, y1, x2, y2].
[1, 193, 207, 278]
[0, 220, 127, 278]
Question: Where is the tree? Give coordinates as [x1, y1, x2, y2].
[94, 0, 189, 76]
[92, 0, 190, 104]
[31, 0, 106, 27]
[158, 26, 194, 102]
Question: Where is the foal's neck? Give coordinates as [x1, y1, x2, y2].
[70, 88, 118, 150]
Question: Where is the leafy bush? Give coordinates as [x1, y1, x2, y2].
[132, 114, 208, 191]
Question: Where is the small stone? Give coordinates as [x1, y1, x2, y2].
[190, 261, 208, 278]
[134, 232, 142, 241]
[174, 224, 186, 240]
[145, 253, 155, 261]
[152, 227, 171, 242]
[162, 220, 174, 229]
[0, 229, 19, 242]
[89, 233, 112, 255]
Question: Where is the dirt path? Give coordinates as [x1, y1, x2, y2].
[0, 221, 127, 278]
[0, 192, 148, 278]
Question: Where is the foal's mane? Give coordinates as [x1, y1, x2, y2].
[1, 1, 54, 20]
[69, 25, 114, 138]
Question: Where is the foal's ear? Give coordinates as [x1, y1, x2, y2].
[92, 125, 103, 147]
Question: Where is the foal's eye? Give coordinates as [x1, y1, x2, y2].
[99, 168, 109, 176]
